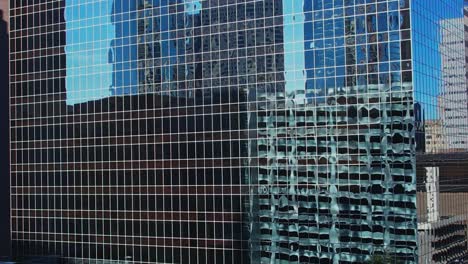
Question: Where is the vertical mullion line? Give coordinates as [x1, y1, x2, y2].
[177, 2, 182, 260]
[190, 3, 195, 259]
[284, 16, 289, 257]
[110, 43, 115, 261]
[289, 2, 294, 259]
[76, 10, 80, 259]
[305, 2, 311, 256]
[123, 1, 129, 261]
[16, 3, 19, 255]
[29, 5, 33, 253]
[172, 2, 177, 260]
[305, 2, 310, 259]
[127, 6, 132, 258]
[355, 1, 363, 257]
[245, 2, 252, 261]
[36, 10, 40, 254]
[79, 84, 83, 260]
[221, 1, 227, 261]
[62, 7, 67, 254]
[158, 0, 163, 257]
[215, 2, 220, 263]
[20, 7, 24, 253]
[331, 4, 337, 255]
[8, 0, 12, 255]
[178, 3, 184, 262]
[118, 2, 123, 261]
[87, 17, 92, 260]
[46, 4, 51, 252]
[407, 0, 415, 255]
[46, 8, 51, 255]
[196, 4, 200, 262]
[72, 3, 76, 258]
[232, 3, 237, 262]
[95, 3, 99, 259]
[130, 3, 135, 258]
[168, 3, 174, 259]
[129, 2, 133, 256]
[204, 3, 210, 260]
[37, 4, 42, 254]
[147, 6, 153, 262]
[144, 5, 149, 262]
[161, 4, 166, 260]
[153, 29, 159, 260]
[98, 6, 103, 254]
[158, 5, 163, 260]
[184, 3, 190, 263]
[228, 2, 233, 262]
[37, 6, 42, 248]
[355, 1, 361, 254]
[55, 8, 60, 254]
[97, 4, 103, 255]
[138, 37, 142, 261]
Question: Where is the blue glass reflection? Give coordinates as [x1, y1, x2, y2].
[65, 0, 115, 105]
[412, 0, 464, 120]
[184, 0, 201, 15]
[65, 0, 201, 105]
[110, 1, 139, 96]
[282, 1, 306, 101]
[136, 0, 200, 97]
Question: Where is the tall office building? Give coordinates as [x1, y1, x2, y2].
[10, 0, 419, 263]
[438, 8, 468, 151]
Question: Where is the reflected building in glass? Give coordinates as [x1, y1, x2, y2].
[414, 0, 468, 263]
[437, 7, 468, 151]
[251, 0, 417, 263]
[11, 0, 419, 263]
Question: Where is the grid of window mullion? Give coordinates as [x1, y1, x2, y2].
[9, 0, 422, 263]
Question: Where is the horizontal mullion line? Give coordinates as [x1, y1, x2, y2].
[11, 131, 244, 149]
[11, 159, 244, 171]
[12, 210, 244, 222]
[11, 104, 243, 127]
[11, 235, 243, 249]
[11, 185, 248, 196]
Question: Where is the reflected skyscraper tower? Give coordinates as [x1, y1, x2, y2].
[109, 0, 139, 96]
[11, 0, 419, 263]
[438, 8, 468, 151]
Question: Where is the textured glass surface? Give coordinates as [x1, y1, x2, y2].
[10, 0, 419, 263]
[249, 0, 417, 263]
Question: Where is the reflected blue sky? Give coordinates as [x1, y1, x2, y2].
[412, 0, 465, 119]
[65, 0, 202, 105]
[65, 0, 114, 105]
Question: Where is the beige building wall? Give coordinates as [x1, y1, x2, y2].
[418, 192, 468, 221]
[425, 120, 445, 153]
[0, 0, 7, 29]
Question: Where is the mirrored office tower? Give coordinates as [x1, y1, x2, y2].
[10, 0, 417, 263]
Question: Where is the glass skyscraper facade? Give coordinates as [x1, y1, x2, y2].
[11, 0, 455, 263]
